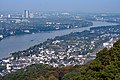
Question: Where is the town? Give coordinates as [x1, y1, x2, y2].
[0, 10, 93, 41]
[0, 24, 120, 76]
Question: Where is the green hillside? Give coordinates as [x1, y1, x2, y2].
[1, 40, 120, 80]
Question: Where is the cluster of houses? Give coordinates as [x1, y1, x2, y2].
[0, 47, 89, 76]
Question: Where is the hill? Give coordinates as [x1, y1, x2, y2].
[1, 40, 120, 80]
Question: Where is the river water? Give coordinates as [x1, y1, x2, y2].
[0, 21, 118, 59]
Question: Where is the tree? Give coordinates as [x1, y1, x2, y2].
[35, 76, 45, 80]
[48, 75, 58, 80]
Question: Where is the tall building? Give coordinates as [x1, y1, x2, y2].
[23, 10, 30, 18]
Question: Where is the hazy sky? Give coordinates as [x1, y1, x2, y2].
[0, 0, 120, 13]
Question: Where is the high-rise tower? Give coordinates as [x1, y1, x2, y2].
[23, 10, 30, 18]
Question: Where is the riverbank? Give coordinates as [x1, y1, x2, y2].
[0, 21, 118, 59]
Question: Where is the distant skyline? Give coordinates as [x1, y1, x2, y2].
[0, 0, 120, 13]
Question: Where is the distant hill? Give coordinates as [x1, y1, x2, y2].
[1, 40, 120, 80]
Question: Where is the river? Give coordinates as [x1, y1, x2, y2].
[0, 21, 118, 59]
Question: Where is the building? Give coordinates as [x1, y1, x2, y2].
[8, 14, 11, 18]
[23, 10, 30, 18]
[30, 13, 34, 18]
[0, 14, 3, 18]
[6, 63, 12, 70]
[0, 35, 3, 38]
[103, 42, 113, 49]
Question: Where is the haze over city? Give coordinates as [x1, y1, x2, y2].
[0, 0, 120, 79]
[0, 0, 120, 13]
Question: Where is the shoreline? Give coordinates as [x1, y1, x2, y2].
[0, 21, 118, 59]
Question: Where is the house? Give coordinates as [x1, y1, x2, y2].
[0, 35, 3, 38]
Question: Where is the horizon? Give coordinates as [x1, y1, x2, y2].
[0, 0, 120, 13]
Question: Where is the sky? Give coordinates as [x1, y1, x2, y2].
[0, 0, 120, 13]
